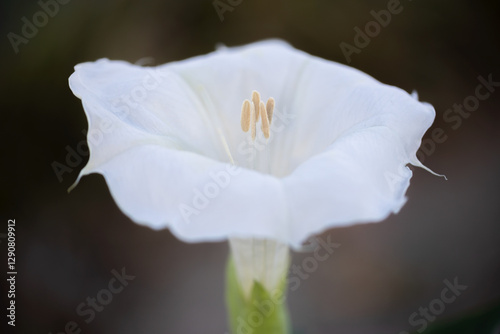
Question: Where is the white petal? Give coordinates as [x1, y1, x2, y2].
[272, 60, 434, 175]
[284, 126, 414, 246]
[68, 53, 293, 244]
[69, 59, 230, 165]
[167, 40, 433, 177]
[69, 40, 437, 248]
[167, 40, 311, 170]
[90, 144, 292, 243]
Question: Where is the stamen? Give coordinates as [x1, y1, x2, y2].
[241, 99, 251, 132]
[266, 98, 275, 124]
[252, 91, 261, 122]
[260, 101, 270, 139]
[250, 101, 256, 141]
[240, 91, 275, 142]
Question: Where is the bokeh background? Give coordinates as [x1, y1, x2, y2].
[1, 0, 500, 333]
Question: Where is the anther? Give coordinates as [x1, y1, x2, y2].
[266, 98, 274, 124]
[260, 101, 270, 139]
[252, 91, 261, 122]
[240, 91, 275, 142]
[241, 99, 251, 132]
[250, 102, 256, 141]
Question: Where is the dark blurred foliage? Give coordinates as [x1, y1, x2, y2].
[1, 0, 500, 333]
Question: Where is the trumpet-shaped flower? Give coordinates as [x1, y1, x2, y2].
[69, 40, 436, 333]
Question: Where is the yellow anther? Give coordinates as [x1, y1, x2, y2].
[266, 97, 275, 124]
[252, 91, 261, 122]
[240, 91, 275, 141]
[250, 102, 256, 141]
[241, 99, 251, 132]
[260, 101, 270, 139]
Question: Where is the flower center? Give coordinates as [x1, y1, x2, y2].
[240, 90, 275, 141]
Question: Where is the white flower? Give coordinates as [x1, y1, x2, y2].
[69, 40, 436, 297]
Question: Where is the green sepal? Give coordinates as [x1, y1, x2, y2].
[226, 257, 290, 334]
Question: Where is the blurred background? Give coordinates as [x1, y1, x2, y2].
[1, 0, 500, 333]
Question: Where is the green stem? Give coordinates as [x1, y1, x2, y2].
[225, 257, 291, 334]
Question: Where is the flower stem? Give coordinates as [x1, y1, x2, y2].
[225, 257, 291, 334]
